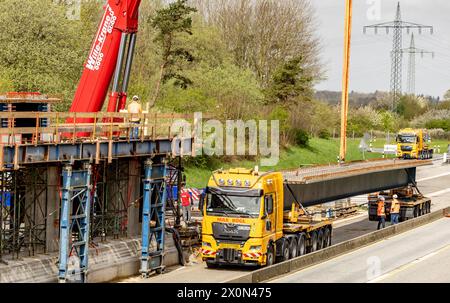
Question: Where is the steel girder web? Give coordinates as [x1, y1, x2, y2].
[58, 163, 92, 283]
[140, 158, 169, 278]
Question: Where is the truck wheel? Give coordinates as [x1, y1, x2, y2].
[317, 230, 324, 250]
[309, 231, 318, 253]
[266, 244, 275, 267]
[297, 234, 306, 256]
[289, 238, 298, 259]
[323, 228, 331, 248]
[277, 241, 290, 263]
[427, 202, 432, 213]
[413, 206, 419, 218]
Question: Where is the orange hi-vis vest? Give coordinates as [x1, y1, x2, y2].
[391, 199, 401, 214]
[377, 201, 385, 217]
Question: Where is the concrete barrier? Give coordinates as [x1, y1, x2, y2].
[226, 207, 450, 283]
[0, 234, 182, 283]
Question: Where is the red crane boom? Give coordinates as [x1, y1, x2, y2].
[69, 0, 141, 122]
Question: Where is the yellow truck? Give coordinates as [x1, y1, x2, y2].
[200, 167, 332, 268]
[396, 128, 433, 160]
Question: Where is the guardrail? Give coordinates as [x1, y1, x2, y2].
[225, 206, 450, 283]
[0, 112, 199, 145]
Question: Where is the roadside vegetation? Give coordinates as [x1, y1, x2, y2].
[0, 0, 449, 186]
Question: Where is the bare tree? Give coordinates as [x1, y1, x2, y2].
[190, 0, 323, 88]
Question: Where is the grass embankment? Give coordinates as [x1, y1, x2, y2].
[185, 138, 393, 188]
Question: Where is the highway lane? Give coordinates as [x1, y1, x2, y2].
[271, 218, 450, 283]
[120, 160, 450, 283]
[377, 241, 450, 283]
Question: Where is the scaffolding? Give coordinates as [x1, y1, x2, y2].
[0, 111, 196, 281]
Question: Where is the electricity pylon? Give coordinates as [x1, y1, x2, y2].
[363, 2, 433, 110]
[402, 33, 434, 95]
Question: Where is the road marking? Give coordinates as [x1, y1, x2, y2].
[427, 188, 450, 198]
[418, 171, 450, 182]
[367, 243, 450, 283]
[333, 213, 367, 227]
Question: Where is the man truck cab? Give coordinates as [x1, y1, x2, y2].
[396, 128, 433, 160]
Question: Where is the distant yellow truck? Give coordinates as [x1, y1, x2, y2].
[396, 128, 433, 160]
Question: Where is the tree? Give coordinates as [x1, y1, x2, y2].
[444, 89, 450, 101]
[265, 57, 313, 104]
[396, 95, 428, 120]
[0, 0, 87, 110]
[193, 0, 323, 87]
[149, 0, 197, 108]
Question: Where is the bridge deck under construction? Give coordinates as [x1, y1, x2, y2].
[283, 159, 432, 208]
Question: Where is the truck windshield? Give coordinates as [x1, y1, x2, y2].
[397, 135, 416, 143]
[206, 191, 262, 218]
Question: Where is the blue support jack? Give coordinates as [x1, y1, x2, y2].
[58, 163, 92, 283]
[140, 159, 168, 278]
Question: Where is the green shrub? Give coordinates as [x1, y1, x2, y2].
[425, 119, 450, 131]
[318, 129, 331, 139]
[293, 128, 310, 147]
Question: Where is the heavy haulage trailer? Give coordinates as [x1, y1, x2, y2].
[200, 159, 432, 267]
[368, 187, 432, 222]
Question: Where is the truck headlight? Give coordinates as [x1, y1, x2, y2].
[249, 245, 261, 251]
[202, 242, 212, 248]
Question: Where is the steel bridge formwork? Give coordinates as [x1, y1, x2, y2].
[0, 133, 192, 283]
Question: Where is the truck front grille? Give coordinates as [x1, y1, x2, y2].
[222, 248, 237, 262]
[401, 145, 413, 151]
[212, 223, 251, 242]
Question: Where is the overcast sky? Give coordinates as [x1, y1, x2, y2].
[312, 0, 450, 99]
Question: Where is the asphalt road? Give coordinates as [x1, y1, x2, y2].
[120, 159, 450, 283]
[271, 218, 450, 283]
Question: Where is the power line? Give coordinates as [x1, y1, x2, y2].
[363, 2, 433, 110]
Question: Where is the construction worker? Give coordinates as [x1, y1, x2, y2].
[180, 185, 192, 223]
[198, 188, 206, 216]
[377, 196, 386, 230]
[390, 194, 401, 225]
[127, 95, 142, 139]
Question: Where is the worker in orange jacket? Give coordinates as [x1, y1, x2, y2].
[390, 194, 401, 225]
[377, 196, 386, 230]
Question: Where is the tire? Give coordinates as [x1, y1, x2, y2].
[323, 228, 331, 248]
[289, 238, 298, 259]
[266, 243, 275, 267]
[278, 241, 290, 262]
[317, 229, 324, 250]
[297, 234, 306, 257]
[206, 261, 219, 269]
[428, 202, 432, 213]
[413, 206, 419, 218]
[309, 231, 318, 253]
